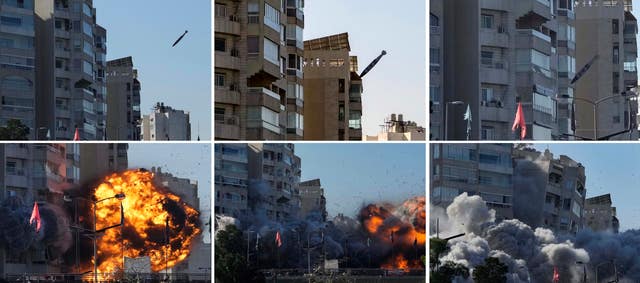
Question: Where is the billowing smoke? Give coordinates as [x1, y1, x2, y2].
[224, 180, 425, 271]
[0, 196, 72, 258]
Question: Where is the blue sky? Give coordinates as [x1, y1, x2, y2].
[128, 143, 211, 241]
[296, 143, 425, 217]
[305, 0, 426, 136]
[533, 144, 640, 232]
[93, 0, 211, 140]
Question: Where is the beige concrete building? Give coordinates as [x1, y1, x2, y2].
[106, 56, 141, 140]
[0, 0, 36, 139]
[364, 113, 426, 141]
[214, 143, 249, 219]
[141, 103, 191, 141]
[78, 143, 128, 185]
[431, 0, 576, 140]
[584, 193, 620, 233]
[247, 143, 301, 222]
[214, 0, 305, 141]
[35, 0, 107, 140]
[298, 179, 327, 222]
[303, 33, 363, 141]
[575, 0, 638, 140]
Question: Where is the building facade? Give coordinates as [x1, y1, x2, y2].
[584, 193, 620, 233]
[106, 56, 141, 141]
[364, 113, 426, 141]
[141, 103, 191, 141]
[575, 0, 638, 140]
[431, 144, 515, 221]
[0, 0, 36, 139]
[298, 179, 327, 222]
[35, 0, 107, 141]
[78, 143, 127, 184]
[214, 0, 305, 141]
[303, 33, 363, 141]
[214, 143, 249, 219]
[431, 0, 576, 140]
[247, 143, 301, 222]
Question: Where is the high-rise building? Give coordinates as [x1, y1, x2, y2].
[247, 143, 301, 222]
[214, 143, 249, 219]
[584, 193, 620, 233]
[106, 56, 141, 141]
[0, 0, 36, 140]
[78, 143, 128, 184]
[430, 144, 515, 221]
[364, 113, 426, 141]
[35, 0, 107, 141]
[0, 143, 79, 278]
[298, 179, 327, 222]
[141, 103, 191, 141]
[431, 0, 576, 140]
[303, 33, 363, 141]
[574, 0, 638, 140]
[214, 0, 305, 141]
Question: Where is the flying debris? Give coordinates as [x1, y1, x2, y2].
[172, 30, 189, 47]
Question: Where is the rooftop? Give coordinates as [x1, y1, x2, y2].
[304, 33, 351, 51]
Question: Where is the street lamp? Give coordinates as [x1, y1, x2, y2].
[444, 101, 464, 140]
[64, 193, 126, 282]
[573, 92, 638, 140]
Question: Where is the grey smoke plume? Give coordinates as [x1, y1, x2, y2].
[512, 156, 550, 229]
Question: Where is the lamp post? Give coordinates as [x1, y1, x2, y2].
[64, 193, 125, 283]
[444, 101, 464, 140]
[573, 92, 638, 140]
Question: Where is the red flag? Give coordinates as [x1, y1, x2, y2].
[275, 231, 282, 248]
[30, 202, 41, 233]
[512, 103, 527, 140]
[73, 128, 80, 141]
[553, 266, 560, 283]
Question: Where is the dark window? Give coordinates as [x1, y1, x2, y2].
[430, 13, 439, 27]
[613, 19, 619, 34]
[248, 36, 259, 53]
[338, 79, 345, 93]
[215, 37, 226, 52]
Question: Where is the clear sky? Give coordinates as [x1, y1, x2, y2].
[295, 143, 425, 218]
[533, 144, 640, 232]
[93, 0, 211, 140]
[305, 0, 426, 136]
[128, 143, 211, 242]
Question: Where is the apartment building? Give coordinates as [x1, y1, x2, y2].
[303, 33, 363, 141]
[0, 144, 79, 278]
[430, 144, 515, 221]
[584, 193, 620, 233]
[106, 56, 141, 141]
[0, 0, 36, 139]
[298, 179, 327, 222]
[431, 0, 575, 140]
[364, 113, 426, 141]
[214, 0, 305, 141]
[141, 103, 191, 141]
[214, 143, 249, 219]
[574, 0, 638, 140]
[78, 143, 128, 184]
[35, 0, 107, 141]
[247, 143, 301, 222]
[513, 148, 587, 234]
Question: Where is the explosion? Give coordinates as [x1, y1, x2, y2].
[359, 196, 426, 271]
[93, 170, 201, 274]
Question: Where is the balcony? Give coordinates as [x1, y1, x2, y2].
[515, 0, 551, 21]
[516, 29, 552, 54]
[54, 29, 71, 39]
[215, 121, 240, 140]
[480, 62, 509, 85]
[480, 28, 509, 48]
[247, 87, 281, 111]
[215, 88, 241, 105]
[215, 52, 240, 70]
[480, 103, 512, 123]
[215, 17, 241, 35]
[286, 68, 303, 79]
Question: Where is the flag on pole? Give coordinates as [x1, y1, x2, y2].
[553, 266, 560, 283]
[30, 202, 41, 233]
[464, 104, 472, 140]
[73, 128, 80, 141]
[275, 231, 282, 248]
[512, 103, 527, 140]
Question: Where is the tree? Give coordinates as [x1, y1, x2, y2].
[0, 119, 29, 140]
[430, 237, 449, 270]
[473, 257, 508, 283]
[430, 261, 469, 283]
[215, 225, 263, 283]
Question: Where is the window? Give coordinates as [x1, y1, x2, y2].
[481, 14, 494, 29]
[338, 102, 345, 121]
[430, 48, 440, 65]
[82, 21, 92, 37]
[613, 72, 620, 93]
[613, 46, 619, 64]
[338, 79, 345, 93]
[248, 3, 259, 24]
[264, 3, 280, 31]
[349, 111, 361, 129]
[613, 19, 619, 34]
[481, 88, 493, 102]
[215, 3, 227, 18]
[215, 73, 225, 88]
[481, 51, 493, 66]
[248, 36, 259, 53]
[83, 3, 92, 17]
[215, 37, 226, 52]
[263, 38, 279, 65]
[430, 13, 439, 27]
[481, 126, 495, 140]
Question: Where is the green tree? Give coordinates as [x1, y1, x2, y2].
[430, 261, 470, 283]
[215, 225, 263, 283]
[473, 257, 508, 283]
[430, 237, 449, 270]
[0, 119, 29, 140]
